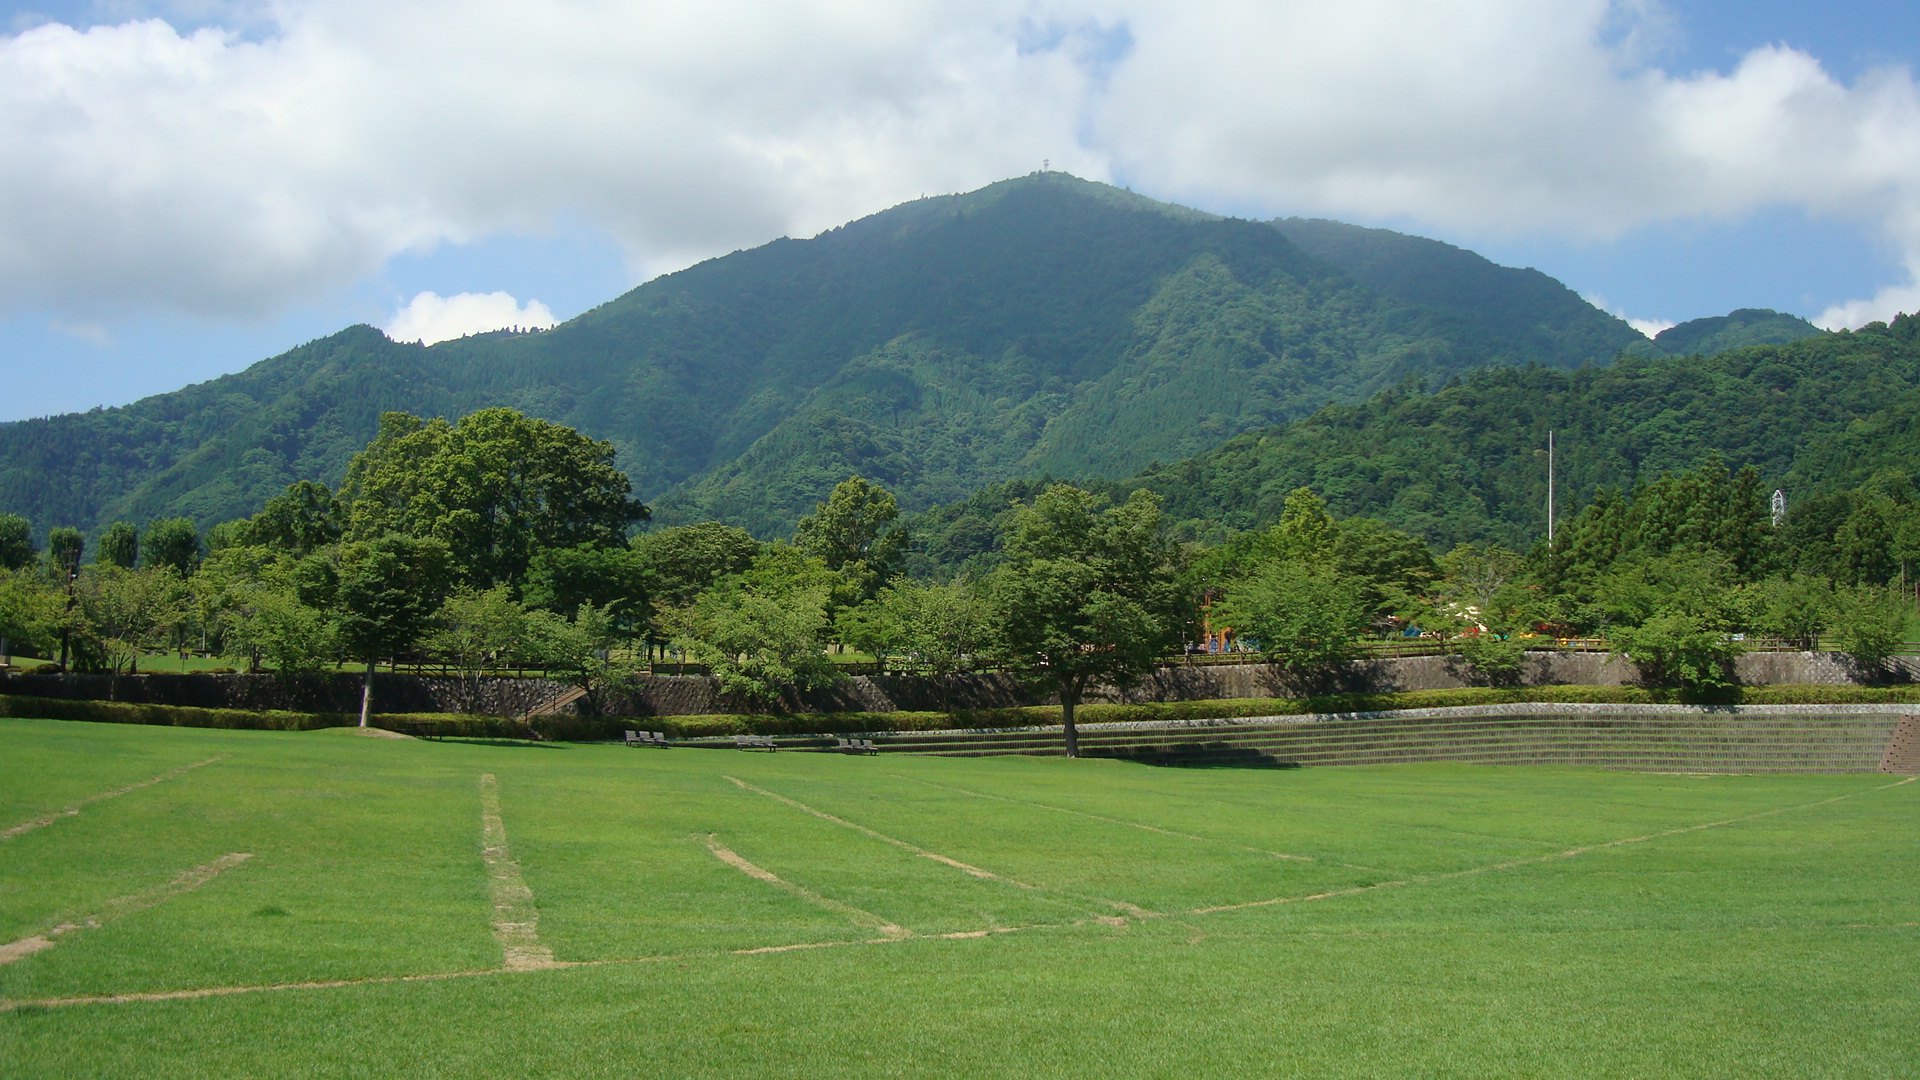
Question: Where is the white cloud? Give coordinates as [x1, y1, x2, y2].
[48, 318, 114, 346]
[1817, 262, 1920, 329]
[0, 2, 1918, 326]
[384, 291, 556, 345]
[1627, 317, 1676, 339]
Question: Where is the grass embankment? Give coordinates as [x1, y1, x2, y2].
[7, 682, 1920, 741]
[0, 719, 1914, 1077]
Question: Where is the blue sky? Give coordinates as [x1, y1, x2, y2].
[1, 0, 1917, 420]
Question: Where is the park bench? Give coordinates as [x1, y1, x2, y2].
[395, 721, 445, 740]
[834, 738, 879, 755]
[625, 730, 671, 748]
[733, 734, 778, 751]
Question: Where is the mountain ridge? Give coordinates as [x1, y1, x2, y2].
[2, 172, 1654, 539]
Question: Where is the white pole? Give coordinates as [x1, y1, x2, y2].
[1547, 430, 1555, 548]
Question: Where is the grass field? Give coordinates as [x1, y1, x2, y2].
[1, 718, 1915, 1078]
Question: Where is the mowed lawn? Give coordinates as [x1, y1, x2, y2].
[1, 719, 1915, 1078]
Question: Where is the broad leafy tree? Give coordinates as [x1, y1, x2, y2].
[96, 522, 139, 568]
[140, 518, 202, 577]
[794, 476, 906, 601]
[248, 480, 345, 556]
[989, 485, 1191, 757]
[338, 408, 647, 588]
[0, 514, 33, 572]
[328, 534, 454, 726]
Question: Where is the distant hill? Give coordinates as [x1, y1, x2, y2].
[1098, 315, 1920, 551]
[1634, 308, 1824, 357]
[0, 174, 1650, 539]
[1270, 218, 1644, 369]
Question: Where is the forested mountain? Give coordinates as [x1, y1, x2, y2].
[1634, 307, 1823, 356]
[1098, 314, 1920, 552]
[0, 173, 1651, 540]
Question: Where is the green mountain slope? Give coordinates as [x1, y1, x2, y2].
[1270, 218, 1647, 369]
[1105, 314, 1920, 551]
[0, 173, 1647, 539]
[1636, 307, 1824, 356]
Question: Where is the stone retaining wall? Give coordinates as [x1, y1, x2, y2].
[2, 650, 1914, 717]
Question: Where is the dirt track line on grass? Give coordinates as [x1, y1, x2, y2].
[1, 755, 228, 842]
[704, 833, 910, 939]
[723, 775, 1041, 889]
[725, 775, 1161, 919]
[896, 774, 1354, 867]
[0, 853, 252, 965]
[478, 774, 558, 971]
[1190, 775, 1920, 916]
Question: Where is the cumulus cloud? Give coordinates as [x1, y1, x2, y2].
[1, 1, 1918, 326]
[385, 291, 556, 345]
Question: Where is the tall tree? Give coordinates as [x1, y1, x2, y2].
[96, 522, 139, 568]
[329, 535, 453, 726]
[989, 485, 1191, 757]
[249, 480, 344, 556]
[793, 476, 907, 601]
[632, 522, 763, 610]
[338, 408, 647, 588]
[141, 518, 202, 577]
[0, 514, 35, 572]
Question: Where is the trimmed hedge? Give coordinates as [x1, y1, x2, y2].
[7, 683, 1918, 741]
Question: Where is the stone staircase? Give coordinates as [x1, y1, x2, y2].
[817, 706, 1909, 774]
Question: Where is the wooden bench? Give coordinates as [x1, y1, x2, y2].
[833, 738, 879, 755]
[733, 734, 778, 751]
[624, 730, 671, 748]
[395, 721, 445, 740]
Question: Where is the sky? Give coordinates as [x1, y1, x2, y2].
[1, 0, 1917, 421]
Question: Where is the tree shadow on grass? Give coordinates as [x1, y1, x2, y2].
[1082, 743, 1302, 769]
[432, 737, 569, 750]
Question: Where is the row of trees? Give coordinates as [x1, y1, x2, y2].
[7, 405, 1917, 748]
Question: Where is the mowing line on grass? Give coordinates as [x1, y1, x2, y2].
[1190, 774, 1920, 916]
[726, 775, 1157, 920]
[896, 774, 1395, 872]
[723, 775, 1038, 888]
[0, 852, 252, 965]
[478, 773, 557, 971]
[703, 833, 911, 939]
[0, 915, 1129, 1011]
[0, 755, 228, 842]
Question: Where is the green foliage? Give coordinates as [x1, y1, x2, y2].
[222, 584, 341, 675]
[1609, 610, 1745, 691]
[1215, 560, 1372, 690]
[632, 522, 763, 611]
[46, 526, 83, 578]
[331, 534, 454, 664]
[1752, 575, 1833, 646]
[836, 578, 1000, 677]
[72, 565, 192, 674]
[685, 584, 836, 709]
[1631, 308, 1823, 357]
[248, 480, 344, 555]
[95, 522, 139, 568]
[989, 485, 1192, 753]
[1829, 585, 1913, 676]
[1126, 314, 1920, 549]
[140, 517, 202, 577]
[793, 475, 906, 599]
[0, 512, 32, 571]
[522, 543, 648, 630]
[337, 408, 646, 588]
[0, 175, 1649, 541]
[0, 567, 61, 656]
[422, 586, 530, 689]
[524, 602, 633, 697]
